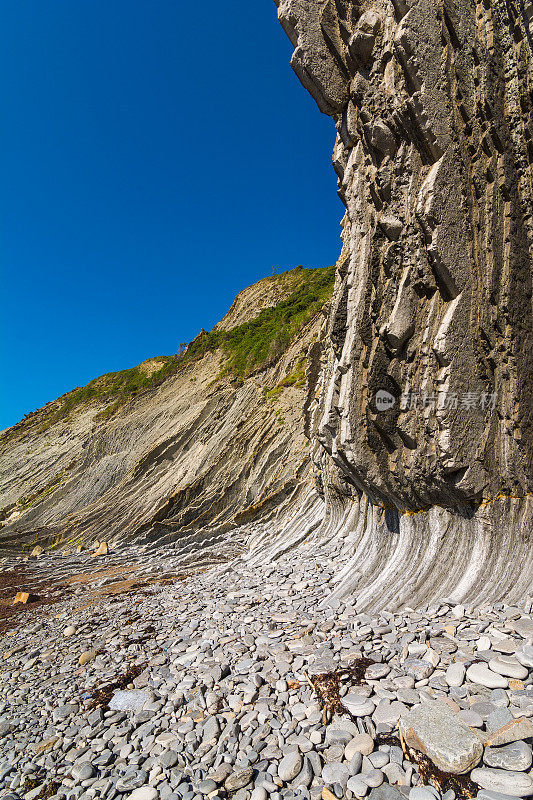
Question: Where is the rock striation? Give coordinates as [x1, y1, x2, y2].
[1, 2, 533, 611]
[0, 268, 331, 568]
[273, 0, 533, 605]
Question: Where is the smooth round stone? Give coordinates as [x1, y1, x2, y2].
[160, 751, 179, 769]
[470, 768, 533, 797]
[446, 663, 466, 687]
[457, 709, 484, 728]
[483, 741, 533, 772]
[515, 646, 533, 668]
[489, 658, 528, 680]
[126, 789, 159, 800]
[345, 735, 375, 758]
[79, 650, 96, 667]
[362, 769, 384, 788]
[278, 753, 302, 783]
[346, 777, 368, 797]
[250, 789, 267, 800]
[343, 695, 376, 717]
[349, 753, 363, 775]
[322, 763, 350, 788]
[197, 780, 218, 794]
[410, 788, 439, 800]
[467, 664, 508, 689]
[72, 762, 96, 781]
[63, 626, 76, 637]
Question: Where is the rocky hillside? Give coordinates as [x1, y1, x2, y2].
[0, 266, 334, 559]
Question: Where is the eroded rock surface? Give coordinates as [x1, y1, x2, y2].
[276, 0, 533, 511]
[274, 0, 533, 607]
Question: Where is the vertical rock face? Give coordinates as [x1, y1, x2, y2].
[276, 0, 533, 513]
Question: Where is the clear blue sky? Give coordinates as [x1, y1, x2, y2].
[0, 1, 343, 430]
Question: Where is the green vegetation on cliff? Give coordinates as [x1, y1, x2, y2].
[25, 265, 335, 428]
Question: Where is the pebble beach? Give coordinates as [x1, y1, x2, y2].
[1, 543, 533, 800]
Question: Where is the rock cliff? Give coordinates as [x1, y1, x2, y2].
[2, 0, 533, 610]
[0, 267, 333, 570]
[270, 0, 533, 606]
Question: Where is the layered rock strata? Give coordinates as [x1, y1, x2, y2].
[277, 0, 532, 508]
[0, 271, 327, 566]
[274, 0, 533, 598]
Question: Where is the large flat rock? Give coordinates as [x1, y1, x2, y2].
[399, 700, 483, 774]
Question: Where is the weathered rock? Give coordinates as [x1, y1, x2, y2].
[483, 741, 532, 772]
[485, 718, 533, 747]
[512, 618, 533, 639]
[91, 541, 108, 557]
[276, 0, 533, 612]
[224, 767, 254, 792]
[108, 689, 154, 713]
[470, 769, 533, 797]
[399, 701, 483, 773]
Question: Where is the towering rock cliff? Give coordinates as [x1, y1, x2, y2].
[2, 3, 533, 610]
[270, 0, 533, 606]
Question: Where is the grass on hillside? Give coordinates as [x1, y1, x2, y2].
[37, 265, 336, 427]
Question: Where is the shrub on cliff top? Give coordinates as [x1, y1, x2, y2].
[31, 265, 335, 427]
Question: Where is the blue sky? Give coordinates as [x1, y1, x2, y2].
[0, 1, 343, 430]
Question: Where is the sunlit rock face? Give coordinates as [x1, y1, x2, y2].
[276, 0, 533, 513]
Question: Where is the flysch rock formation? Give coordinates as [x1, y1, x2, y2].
[2, 0, 533, 612]
[267, 0, 533, 607]
[0, 268, 331, 572]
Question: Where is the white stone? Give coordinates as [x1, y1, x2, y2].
[466, 663, 509, 689]
[445, 662, 466, 687]
[470, 768, 533, 797]
[126, 789, 159, 800]
[343, 693, 376, 717]
[489, 657, 528, 680]
[63, 626, 76, 637]
[515, 645, 533, 668]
